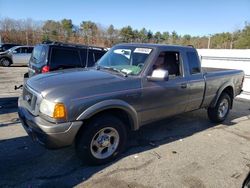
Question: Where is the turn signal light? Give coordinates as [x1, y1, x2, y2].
[53, 103, 66, 119]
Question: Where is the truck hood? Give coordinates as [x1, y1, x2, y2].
[27, 68, 134, 101]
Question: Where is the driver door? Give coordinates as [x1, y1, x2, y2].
[140, 51, 189, 124]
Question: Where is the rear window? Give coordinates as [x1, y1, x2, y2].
[31, 46, 46, 64]
[50, 47, 81, 69]
[187, 52, 201, 74]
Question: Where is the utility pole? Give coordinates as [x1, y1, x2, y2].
[26, 31, 29, 45]
[230, 32, 234, 49]
[207, 34, 211, 49]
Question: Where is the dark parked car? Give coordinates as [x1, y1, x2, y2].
[28, 41, 107, 77]
[0, 46, 34, 66]
[0, 43, 20, 52]
[18, 43, 244, 165]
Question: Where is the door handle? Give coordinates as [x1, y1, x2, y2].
[180, 83, 187, 89]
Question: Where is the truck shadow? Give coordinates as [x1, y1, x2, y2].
[0, 99, 249, 187]
[0, 97, 18, 115]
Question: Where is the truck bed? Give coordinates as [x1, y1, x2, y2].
[202, 67, 236, 73]
[201, 67, 244, 108]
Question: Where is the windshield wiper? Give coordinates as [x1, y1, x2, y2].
[98, 66, 128, 77]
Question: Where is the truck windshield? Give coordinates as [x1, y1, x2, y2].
[97, 46, 152, 75]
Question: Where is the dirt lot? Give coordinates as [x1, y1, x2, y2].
[1, 67, 250, 188]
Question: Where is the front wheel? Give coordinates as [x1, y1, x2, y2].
[0, 58, 11, 67]
[75, 115, 127, 165]
[207, 93, 231, 123]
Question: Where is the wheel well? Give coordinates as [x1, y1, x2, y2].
[222, 86, 234, 100]
[75, 108, 134, 143]
[221, 86, 234, 107]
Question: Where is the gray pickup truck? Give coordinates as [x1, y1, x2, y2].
[18, 43, 244, 165]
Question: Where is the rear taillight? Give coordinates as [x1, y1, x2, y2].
[42, 65, 50, 73]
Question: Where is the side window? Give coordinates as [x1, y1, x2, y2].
[50, 48, 81, 68]
[152, 51, 181, 77]
[27, 47, 33, 53]
[22, 47, 28, 53]
[16, 47, 28, 53]
[93, 50, 105, 62]
[15, 47, 22, 53]
[80, 49, 87, 67]
[87, 51, 95, 67]
[186, 52, 201, 74]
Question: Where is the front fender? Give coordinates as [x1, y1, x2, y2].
[76, 99, 139, 130]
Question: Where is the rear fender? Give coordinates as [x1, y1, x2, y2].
[210, 82, 234, 108]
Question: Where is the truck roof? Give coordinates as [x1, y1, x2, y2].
[116, 43, 195, 50]
[40, 41, 108, 51]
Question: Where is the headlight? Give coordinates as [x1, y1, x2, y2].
[39, 99, 67, 119]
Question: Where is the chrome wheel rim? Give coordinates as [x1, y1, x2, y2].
[90, 127, 120, 159]
[218, 99, 229, 118]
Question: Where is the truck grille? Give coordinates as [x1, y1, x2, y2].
[23, 86, 37, 111]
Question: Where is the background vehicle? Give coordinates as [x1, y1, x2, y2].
[28, 41, 107, 77]
[0, 46, 33, 66]
[243, 172, 250, 188]
[18, 43, 244, 165]
[0, 43, 20, 52]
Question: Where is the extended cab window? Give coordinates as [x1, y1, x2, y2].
[187, 52, 201, 74]
[50, 48, 81, 69]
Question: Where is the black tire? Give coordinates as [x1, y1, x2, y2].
[75, 115, 127, 165]
[207, 93, 231, 123]
[0, 58, 11, 67]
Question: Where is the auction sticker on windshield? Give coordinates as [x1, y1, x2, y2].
[134, 48, 152, 54]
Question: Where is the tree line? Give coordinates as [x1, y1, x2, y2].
[0, 17, 249, 49]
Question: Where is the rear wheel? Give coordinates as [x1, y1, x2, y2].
[0, 58, 11, 67]
[75, 115, 127, 165]
[207, 93, 231, 123]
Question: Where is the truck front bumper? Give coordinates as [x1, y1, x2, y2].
[18, 106, 83, 149]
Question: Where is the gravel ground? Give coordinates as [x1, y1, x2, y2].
[0, 67, 250, 188]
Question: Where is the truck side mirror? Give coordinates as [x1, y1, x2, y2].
[147, 69, 169, 81]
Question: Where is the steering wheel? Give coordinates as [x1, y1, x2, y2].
[137, 63, 144, 69]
